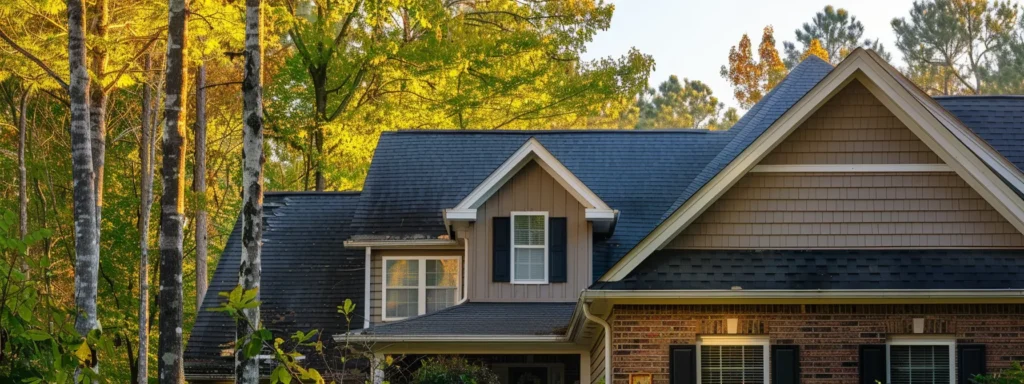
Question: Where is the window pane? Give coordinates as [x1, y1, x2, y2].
[426, 288, 456, 313]
[700, 345, 765, 384]
[514, 215, 545, 246]
[385, 260, 418, 287]
[890, 345, 950, 384]
[426, 259, 458, 287]
[514, 248, 545, 281]
[385, 288, 418, 318]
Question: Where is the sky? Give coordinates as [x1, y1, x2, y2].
[582, 0, 921, 110]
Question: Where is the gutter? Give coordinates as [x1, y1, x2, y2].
[582, 289, 1024, 300]
[582, 303, 611, 384]
[343, 239, 460, 249]
[335, 334, 567, 343]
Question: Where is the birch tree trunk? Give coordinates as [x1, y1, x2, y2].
[18, 89, 28, 275]
[67, 0, 101, 377]
[136, 53, 155, 384]
[158, 0, 187, 380]
[194, 63, 208, 310]
[237, 0, 264, 381]
[90, 0, 108, 240]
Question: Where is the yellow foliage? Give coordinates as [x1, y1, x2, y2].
[801, 39, 830, 63]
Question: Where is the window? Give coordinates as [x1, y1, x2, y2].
[698, 337, 769, 384]
[888, 337, 955, 384]
[382, 256, 459, 320]
[511, 212, 548, 284]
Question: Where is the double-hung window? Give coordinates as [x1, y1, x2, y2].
[698, 337, 769, 384]
[888, 337, 955, 384]
[382, 256, 459, 320]
[511, 212, 548, 284]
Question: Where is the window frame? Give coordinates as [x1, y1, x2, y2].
[696, 336, 770, 384]
[887, 336, 957, 384]
[381, 255, 461, 321]
[509, 211, 549, 285]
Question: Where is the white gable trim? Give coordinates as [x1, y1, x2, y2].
[599, 49, 1024, 282]
[444, 138, 613, 222]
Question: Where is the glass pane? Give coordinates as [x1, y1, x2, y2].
[890, 345, 950, 384]
[426, 288, 456, 314]
[426, 259, 459, 287]
[385, 288, 418, 318]
[514, 215, 545, 246]
[386, 259, 419, 287]
[514, 248, 545, 281]
[700, 345, 765, 384]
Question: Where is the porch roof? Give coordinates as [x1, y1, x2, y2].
[354, 302, 577, 337]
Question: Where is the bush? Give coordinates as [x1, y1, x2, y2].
[412, 357, 499, 384]
[973, 362, 1024, 384]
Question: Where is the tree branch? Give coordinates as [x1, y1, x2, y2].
[0, 28, 69, 91]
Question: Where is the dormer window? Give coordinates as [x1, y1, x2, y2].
[512, 212, 548, 284]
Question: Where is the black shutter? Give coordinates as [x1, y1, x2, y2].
[549, 217, 567, 283]
[670, 345, 697, 384]
[859, 344, 887, 384]
[772, 345, 801, 384]
[492, 217, 510, 282]
[958, 344, 986, 384]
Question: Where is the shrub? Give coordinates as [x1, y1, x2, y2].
[412, 356, 499, 384]
[972, 362, 1024, 384]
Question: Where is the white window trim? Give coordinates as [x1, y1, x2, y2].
[696, 336, 770, 384]
[381, 256, 461, 321]
[887, 335, 957, 384]
[510, 211, 549, 285]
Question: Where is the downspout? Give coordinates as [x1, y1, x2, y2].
[363, 246, 372, 329]
[457, 237, 469, 305]
[582, 302, 611, 384]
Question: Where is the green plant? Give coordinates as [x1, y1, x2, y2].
[973, 362, 1024, 384]
[412, 357, 499, 384]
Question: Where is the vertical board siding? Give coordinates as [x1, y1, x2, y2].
[761, 80, 942, 165]
[669, 172, 1024, 248]
[590, 329, 606, 384]
[468, 160, 591, 302]
[370, 249, 463, 325]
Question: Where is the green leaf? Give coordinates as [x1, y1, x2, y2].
[23, 330, 51, 341]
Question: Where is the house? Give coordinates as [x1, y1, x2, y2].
[184, 49, 1024, 384]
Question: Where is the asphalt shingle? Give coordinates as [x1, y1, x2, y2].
[936, 96, 1024, 172]
[358, 302, 577, 336]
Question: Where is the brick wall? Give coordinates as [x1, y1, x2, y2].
[609, 304, 1024, 384]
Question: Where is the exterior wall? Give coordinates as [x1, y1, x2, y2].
[668, 172, 1024, 248]
[465, 160, 593, 302]
[609, 304, 1024, 384]
[370, 249, 463, 324]
[590, 330, 606, 384]
[761, 80, 942, 165]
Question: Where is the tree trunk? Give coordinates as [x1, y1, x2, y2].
[158, 0, 187, 380]
[194, 63, 208, 310]
[136, 53, 155, 384]
[237, 0, 264, 381]
[312, 67, 326, 191]
[67, 0, 101, 378]
[18, 89, 28, 275]
[90, 0, 108, 241]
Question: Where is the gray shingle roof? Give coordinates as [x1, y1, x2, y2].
[936, 96, 1024, 172]
[184, 192, 364, 378]
[592, 249, 1024, 290]
[358, 302, 576, 336]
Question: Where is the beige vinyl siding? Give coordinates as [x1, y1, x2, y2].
[761, 80, 943, 165]
[668, 172, 1024, 249]
[466, 160, 592, 302]
[370, 249, 462, 325]
[589, 329, 605, 384]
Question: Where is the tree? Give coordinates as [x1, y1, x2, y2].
[67, 0, 102, 379]
[636, 76, 738, 130]
[136, 53, 157, 384]
[782, 5, 891, 67]
[721, 26, 788, 109]
[158, 0, 188, 380]
[237, 0, 264, 379]
[892, 0, 1020, 94]
[194, 63, 208, 311]
[802, 39, 830, 62]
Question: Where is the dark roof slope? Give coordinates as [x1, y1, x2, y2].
[185, 192, 364, 379]
[351, 130, 736, 280]
[936, 96, 1024, 172]
[593, 249, 1024, 290]
[358, 302, 576, 336]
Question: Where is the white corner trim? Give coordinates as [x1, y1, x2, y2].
[363, 246, 372, 329]
[750, 164, 952, 173]
[599, 49, 1024, 282]
[445, 138, 612, 222]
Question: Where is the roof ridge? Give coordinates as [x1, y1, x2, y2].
[933, 95, 1024, 100]
[265, 191, 361, 196]
[382, 128, 719, 135]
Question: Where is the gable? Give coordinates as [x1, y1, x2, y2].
[667, 81, 1024, 249]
